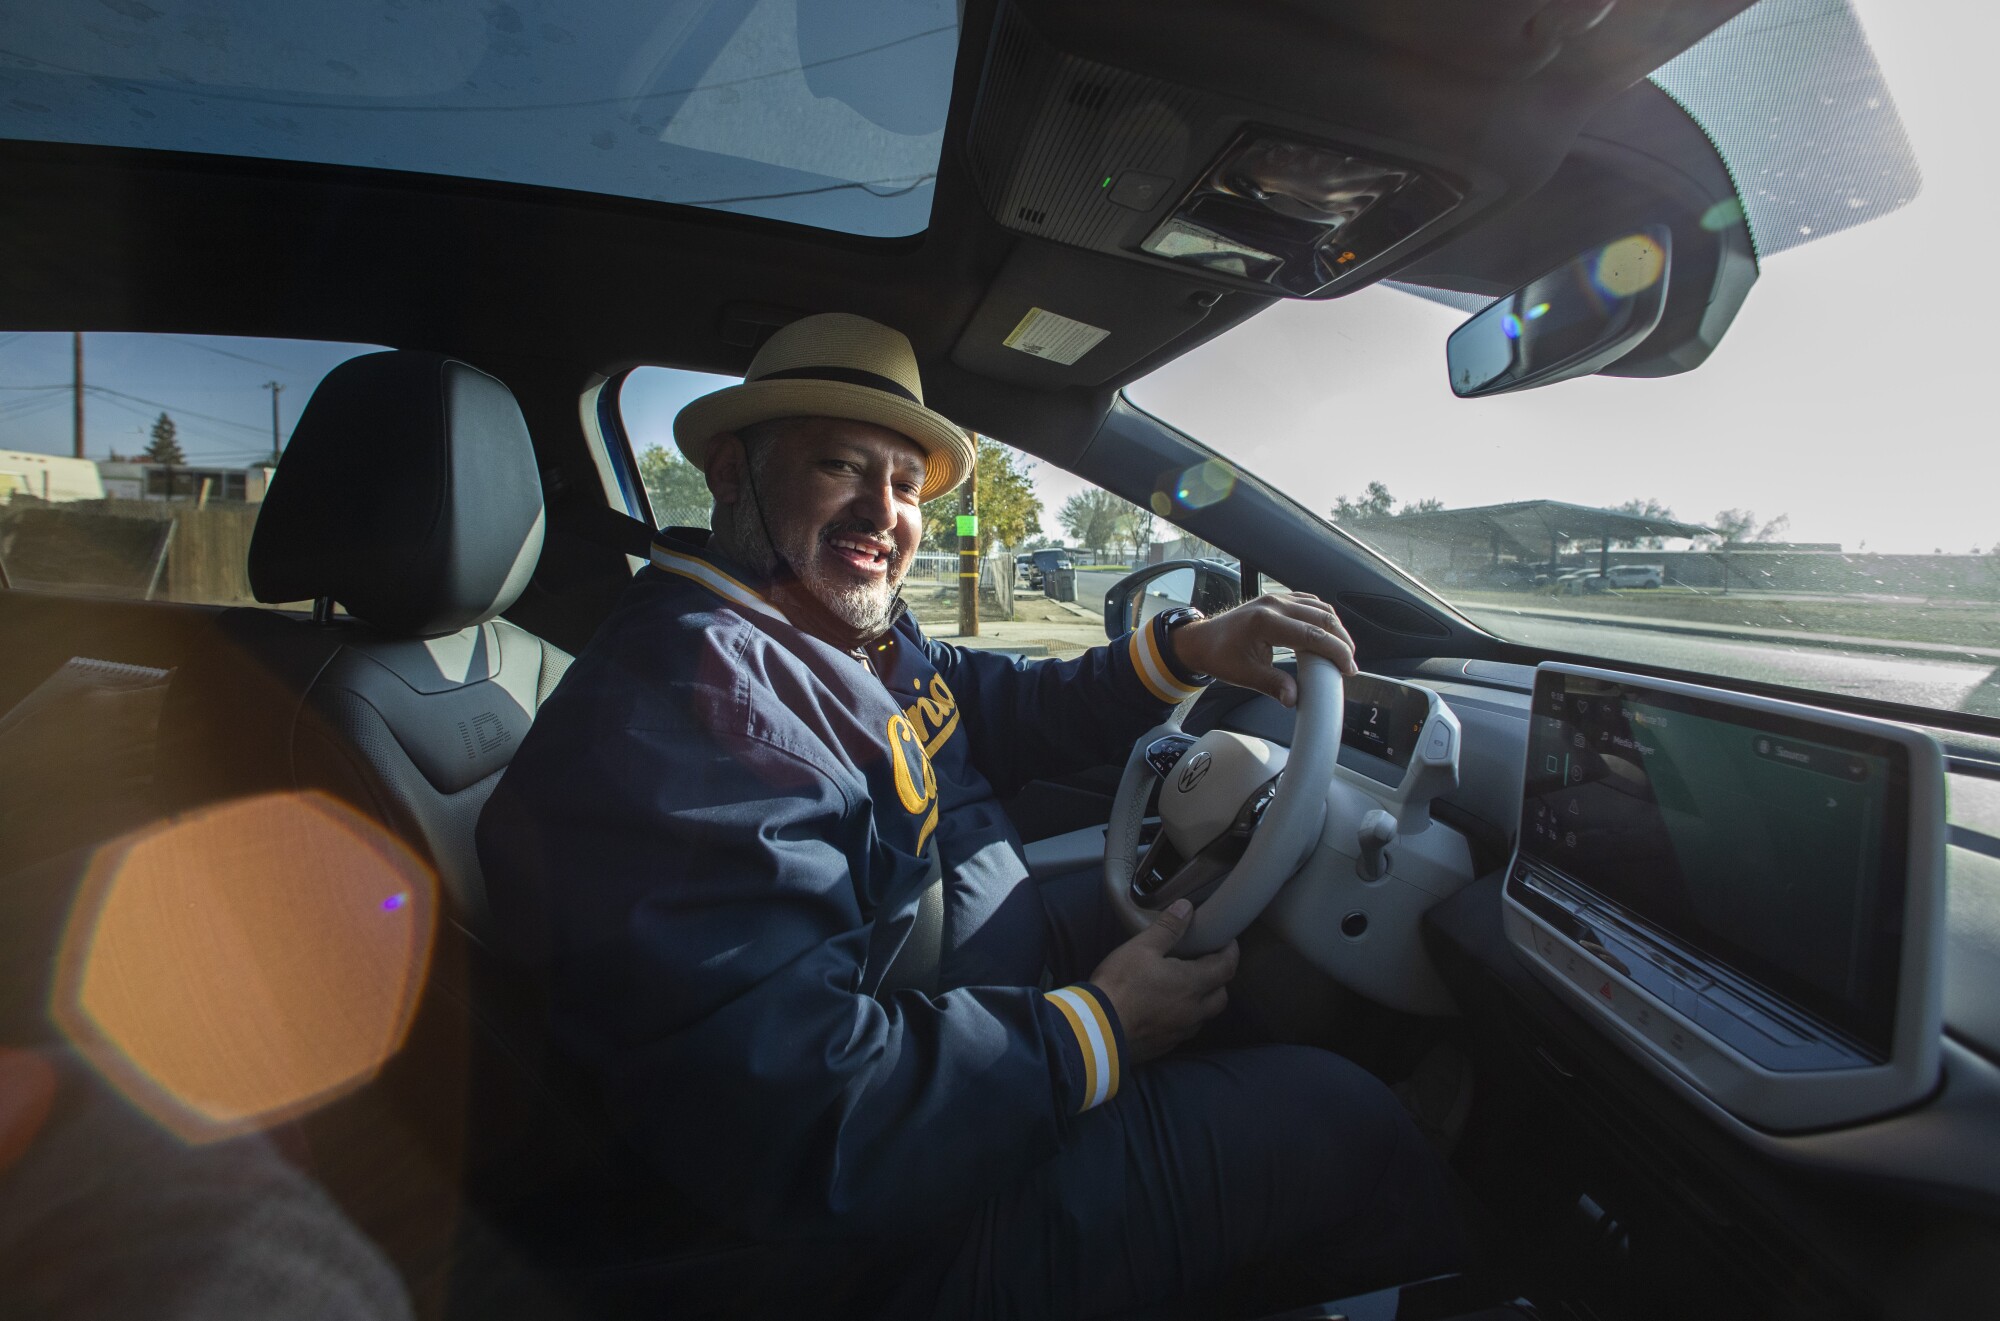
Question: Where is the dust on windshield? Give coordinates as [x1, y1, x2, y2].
[1126, 0, 1996, 722]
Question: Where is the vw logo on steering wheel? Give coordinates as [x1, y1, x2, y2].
[1176, 750, 1212, 793]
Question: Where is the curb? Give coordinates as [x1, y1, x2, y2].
[1461, 604, 2000, 665]
[940, 638, 1049, 656]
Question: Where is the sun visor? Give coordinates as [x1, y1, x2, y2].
[950, 240, 1231, 389]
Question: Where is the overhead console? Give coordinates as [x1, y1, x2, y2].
[963, 2, 1496, 301]
[949, 0, 1758, 392]
[1503, 663, 1946, 1132]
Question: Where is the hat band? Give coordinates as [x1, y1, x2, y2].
[754, 364, 920, 405]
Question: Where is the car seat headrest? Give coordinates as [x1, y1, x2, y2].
[249, 352, 546, 636]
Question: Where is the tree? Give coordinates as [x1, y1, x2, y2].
[637, 445, 713, 527]
[1330, 483, 1446, 520]
[1616, 497, 1675, 548]
[143, 412, 186, 467]
[920, 437, 1043, 554]
[1058, 488, 1130, 552]
[1331, 481, 1396, 521]
[1706, 508, 1790, 545]
[1124, 504, 1158, 560]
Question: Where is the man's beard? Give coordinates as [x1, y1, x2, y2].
[742, 513, 908, 638]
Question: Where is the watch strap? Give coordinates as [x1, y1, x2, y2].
[1152, 607, 1210, 685]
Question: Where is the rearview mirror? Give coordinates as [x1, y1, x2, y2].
[1104, 559, 1242, 639]
[1446, 226, 1671, 398]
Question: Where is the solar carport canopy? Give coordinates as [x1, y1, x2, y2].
[1344, 499, 1714, 566]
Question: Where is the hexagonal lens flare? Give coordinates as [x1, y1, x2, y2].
[52, 793, 437, 1143]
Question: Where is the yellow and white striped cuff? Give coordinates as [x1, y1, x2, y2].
[1045, 985, 1121, 1113]
[1127, 617, 1204, 705]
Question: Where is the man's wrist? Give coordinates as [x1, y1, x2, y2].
[1154, 607, 1209, 685]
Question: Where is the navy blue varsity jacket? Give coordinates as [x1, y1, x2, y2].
[477, 530, 1206, 1241]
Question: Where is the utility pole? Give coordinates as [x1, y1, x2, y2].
[72, 331, 85, 458]
[956, 448, 979, 637]
[263, 381, 284, 464]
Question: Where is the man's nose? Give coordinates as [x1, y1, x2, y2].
[848, 475, 897, 529]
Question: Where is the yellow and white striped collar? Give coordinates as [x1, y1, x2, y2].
[648, 540, 787, 625]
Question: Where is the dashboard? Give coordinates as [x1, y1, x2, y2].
[1170, 662, 1999, 1188]
[1017, 655, 2000, 1317]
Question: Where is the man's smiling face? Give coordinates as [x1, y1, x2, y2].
[709, 416, 928, 639]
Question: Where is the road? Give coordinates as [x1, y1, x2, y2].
[1052, 570, 2000, 715]
[1074, 568, 1123, 616]
[1464, 610, 2000, 717]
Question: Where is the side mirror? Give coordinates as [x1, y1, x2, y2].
[1446, 226, 1671, 398]
[1104, 559, 1242, 639]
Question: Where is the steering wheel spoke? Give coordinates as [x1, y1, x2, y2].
[1104, 659, 1345, 952]
[1143, 733, 1199, 778]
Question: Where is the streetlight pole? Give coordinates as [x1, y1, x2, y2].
[72, 331, 85, 458]
[957, 448, 979, 637]
[263, 381, 284, 464]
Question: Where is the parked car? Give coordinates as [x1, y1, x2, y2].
[1017, 547, 1074, 591]
[1605, 564, 1665, 588]
[1552, 569, 1609, 595]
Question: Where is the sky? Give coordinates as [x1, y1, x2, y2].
[0, 332, 381, 468]
[1125, 0, 1992, 556]
[3, 0, 1987, 553]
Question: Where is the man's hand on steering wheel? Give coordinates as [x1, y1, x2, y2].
[1089, 899, 1240, 1064]
[1169, 593, 1359, 707]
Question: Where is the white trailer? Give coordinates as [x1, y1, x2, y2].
[0, 449, 106, 503]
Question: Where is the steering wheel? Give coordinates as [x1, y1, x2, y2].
[1102, 656, 1344, 955]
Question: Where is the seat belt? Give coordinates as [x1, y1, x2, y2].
[877, 847, 945, 999]
[575, 503, 663, 558]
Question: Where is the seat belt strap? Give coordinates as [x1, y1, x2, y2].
[878, 847, 946, 999]
[574, 504, 661, 558]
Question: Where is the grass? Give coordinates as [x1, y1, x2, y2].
[1449, 588, 2000, 652]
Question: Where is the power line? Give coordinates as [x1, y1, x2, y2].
[0, 394, 68, 423]
[165, 336, 295, 372]
[81, 392, 265, 456]
[83, 384, 272, 437]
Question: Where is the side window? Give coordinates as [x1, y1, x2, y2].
[0, 332, 386, 605]
[617, 366, 734, 531]
[608, 374, 1237, 663]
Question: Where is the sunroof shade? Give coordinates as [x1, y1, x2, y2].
[0, 0, 957, 237]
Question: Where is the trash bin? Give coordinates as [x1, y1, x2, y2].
[1048, 565, 1076, 603]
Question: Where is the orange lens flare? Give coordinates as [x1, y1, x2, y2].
[52, 792, 438, 1143]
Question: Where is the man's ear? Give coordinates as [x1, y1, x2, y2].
[705, 433, 747, 505]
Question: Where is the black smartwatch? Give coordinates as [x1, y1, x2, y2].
[1151, 606, 1210, 685]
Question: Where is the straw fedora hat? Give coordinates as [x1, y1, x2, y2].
[674, 313, 973, 501]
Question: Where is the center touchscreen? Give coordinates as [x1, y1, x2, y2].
[1519, 668, 1909, 1059]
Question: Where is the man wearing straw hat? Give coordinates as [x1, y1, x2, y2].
[481, 313, 1462, 1316]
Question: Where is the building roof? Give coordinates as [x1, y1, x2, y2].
[1344, 499, 1713, 558]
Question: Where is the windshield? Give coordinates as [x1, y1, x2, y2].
[1126, 0, 1995, 721]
